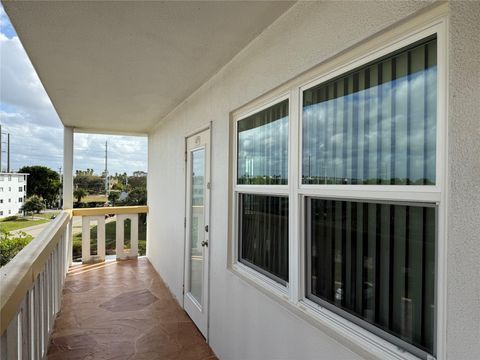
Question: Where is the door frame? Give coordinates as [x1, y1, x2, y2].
[183, 123, 212, 341]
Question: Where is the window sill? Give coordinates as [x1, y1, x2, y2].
[229, 263, 430, 360]
[231, 262, 289, 301]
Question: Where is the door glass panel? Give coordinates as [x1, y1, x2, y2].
[189, 148, 205, 304]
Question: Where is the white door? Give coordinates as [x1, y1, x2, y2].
[184, 128, 210, 338]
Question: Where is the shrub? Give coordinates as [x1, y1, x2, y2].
[21, 195, 46, 214]
[3, 215, 19, 222]
[0, 230, 33, 266]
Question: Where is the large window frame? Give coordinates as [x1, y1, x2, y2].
[232, 93, 292, 297]
[229, 13, 447, 360]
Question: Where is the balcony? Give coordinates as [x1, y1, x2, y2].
[0, 207, 216, 359]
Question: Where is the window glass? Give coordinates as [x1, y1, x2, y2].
[239, 194, 289, 283]
[302, 38, 437, 185]
[237, 100, 288, 185]
[306, 198, 436, 355]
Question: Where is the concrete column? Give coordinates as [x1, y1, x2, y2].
[63, 127, 74, 209]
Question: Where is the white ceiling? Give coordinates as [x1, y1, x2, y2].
[3, 1, 294, 134]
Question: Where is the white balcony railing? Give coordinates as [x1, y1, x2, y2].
[0, 206, 148, 359]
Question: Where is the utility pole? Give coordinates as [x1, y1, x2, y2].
[104, 141, 108, 196]
[7, 133, 10, 173]
[0, 127, 11, 173]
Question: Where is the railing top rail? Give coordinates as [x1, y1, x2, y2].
[72, 205, 148, 217]
[0, 210, 72, 335]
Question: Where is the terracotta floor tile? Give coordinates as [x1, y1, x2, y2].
[47, 258, 217, 360]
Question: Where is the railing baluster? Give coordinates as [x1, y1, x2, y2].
[40, 269, 46, 357]
[116, 214, 139, 260]
[4, 313, 19, 359]
[81, 216, 91, 263]
[82, 215, 106, 263]
[20, 297, 29, 360]
[34, 276, 41, 360]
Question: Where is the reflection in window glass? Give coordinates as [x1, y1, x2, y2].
[306, 198, 436, 356]
[239, 194, 289, 284]
[302, 38, 437, 185]
[237, 100, 288, 185]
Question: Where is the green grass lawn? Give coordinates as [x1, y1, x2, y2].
[72, 217, 147, 261]
[0, 218, 50, 232]
[83, 194, 108, 203]
[35, 211, 60, 220]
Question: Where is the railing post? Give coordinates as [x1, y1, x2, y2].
[82, 215, 105, 263]
[116, 214, 138, 260]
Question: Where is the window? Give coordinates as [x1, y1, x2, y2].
[8, 198, 11, 203]
[237, 99, 288, 185]
[306, 198, 436, 355]
[231, 28, 443, 360]
[238, 194, 289, 284]
[300, 37, 438, 359]
[19, 186, 22, 192]
[235, 99, 290, 285]
[302, 37, 436, 185]
[8, 187, 11, 191]
[0, 199, 3, 204]
[0, 211, 3, 216]
[19, 197, 23, 203]
[8, 176, 11, 181]
[0, 187, 3, 192]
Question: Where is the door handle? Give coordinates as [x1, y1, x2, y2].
[201, 240, 209, 247]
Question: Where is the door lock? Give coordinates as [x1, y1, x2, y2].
[201, 240, 209, 247]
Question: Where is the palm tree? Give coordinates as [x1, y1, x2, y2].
[73, 188, 87, 204]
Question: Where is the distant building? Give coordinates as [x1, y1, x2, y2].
[0, 173, 28, 218]
[132, 171, 147, 177]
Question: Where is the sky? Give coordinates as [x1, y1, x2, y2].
[0, 5, 147, 176]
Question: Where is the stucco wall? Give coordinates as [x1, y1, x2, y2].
[446, 2, 480, 359]
[147, 1, 479, 359]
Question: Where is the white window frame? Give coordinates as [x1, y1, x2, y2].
[231, 93, 291, 298]
[229, 11, 447, 360]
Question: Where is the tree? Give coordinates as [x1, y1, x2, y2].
[108, 190, 120, 206]
[124, 188, 147, 206]
[21, 195, 46, 214]
[126, 175, 146, 192]
[73, 188, 88, 203]
[19, 166, 61, 208]
[74, 173, 104, 194]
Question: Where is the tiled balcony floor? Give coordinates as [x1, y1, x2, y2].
[48, 257, 217, 360]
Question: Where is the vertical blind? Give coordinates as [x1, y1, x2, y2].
[302, 38, 437, 185]
[239, 194, 289, 283]
[237, 100, 289, 185]
[307, 198, 436, 355]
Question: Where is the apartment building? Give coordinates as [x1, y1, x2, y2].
[0, 173, 28, 218]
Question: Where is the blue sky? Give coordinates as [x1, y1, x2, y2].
[0, 5, 147, 176]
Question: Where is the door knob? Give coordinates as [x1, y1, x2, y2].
[201, 240, 209, 247]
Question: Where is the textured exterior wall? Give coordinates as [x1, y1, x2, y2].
[145, 1, 480, 359]
[446, 1, 480, 359]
